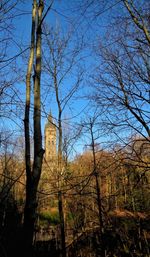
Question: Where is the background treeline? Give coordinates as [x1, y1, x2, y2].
[0, 135, 150, 256]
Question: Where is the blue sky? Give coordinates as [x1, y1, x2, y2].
[1, 0, 93, 155]
[1, 0, 149, 157]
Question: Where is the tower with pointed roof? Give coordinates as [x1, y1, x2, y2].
[44, 113, 57, 162]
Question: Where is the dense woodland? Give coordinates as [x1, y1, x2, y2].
[0, 1, 150, 257]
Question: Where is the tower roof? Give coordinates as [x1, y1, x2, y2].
[48, 112, 52, 123]
[45, 112, 56, 129]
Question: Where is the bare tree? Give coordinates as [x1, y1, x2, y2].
[89, 0, 150, 143]
[43, 25, 84, 257]
[0, 1, 29, 124]
[82, 112, 105, 256]
[123, 0, 150, 45]
[23, 0, 53, 254]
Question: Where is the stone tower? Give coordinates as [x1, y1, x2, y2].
[44, 113, 57, 162]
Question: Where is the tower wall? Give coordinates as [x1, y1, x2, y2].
[44, 115, 57, 162]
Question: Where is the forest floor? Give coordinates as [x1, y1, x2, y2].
[33, 210, 150, 257]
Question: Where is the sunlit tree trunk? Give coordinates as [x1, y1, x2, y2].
[23, 0, 44, 254]
[23, 0, 37, 251]
[24, 0, 36, 180]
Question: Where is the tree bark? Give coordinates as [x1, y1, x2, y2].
[24, 0, 36, 183]
[23, 1, 44, 255]
[23, 0, 37, 254]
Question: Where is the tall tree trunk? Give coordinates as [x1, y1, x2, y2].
[90, 121, 104, 257]
[24, 0, 36, 179]
[23, 1, 44, 255]
[54, 65, 66, 257]
[90, 122, 103, 232]
[23, 0, 37, 254]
